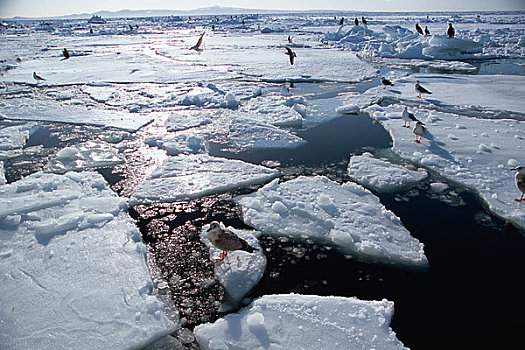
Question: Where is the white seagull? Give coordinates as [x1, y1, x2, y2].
[33, 71, 46, 81]
[415, 80, 432, 98]
[206, 221, 258, 262]
[413, 121, 426, 143]
[401, 106, 419, 128]
[511, 166, 525, 202]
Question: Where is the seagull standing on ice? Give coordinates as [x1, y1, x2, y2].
[511, 166, 525, 202]
[424, 26, 430, 35]
[447, 23, 455, 38]
[33, 72, 45, 81]
[284, 46, 296, 65]
[381, 77, 394, 89]
[190, 31, 206, 51]
[413, 121, 426, 143]
[339, 17, 344, 25]
[415, 80, 432, 98]
[401, 106, 419, 128]
[415, 23, 423, 35]
[361, 16, 367, 25]
[354, 18, 359, 26]
[206, 221, 258, 262]
[62, 48, 70, 59]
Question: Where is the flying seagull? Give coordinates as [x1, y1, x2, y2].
[62, 48, 70, 59]
[401, 107, 419, 128]
[511, 166, 525, 202]
[381, 77, 394, 89]
[415, 23, 423, 35]
[413, 121, 426, 143]
[33, 71, 45, 81]
[206, 221, 258, 262]
[287, 35, 293, 43]
[284, 46, 296, 65]
[415, 80, 432, 98]
[190, 31, 206, 51]
[447, 23, 455, 38]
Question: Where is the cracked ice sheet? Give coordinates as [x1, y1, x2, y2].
[348, 152, 428, 193]
[338, 74, 525, 120]
[364, 104, 525, 229]
[129, 154, 279, 205]
[0, 98, 152, 131]
[0, 171, 175, 350]
[235, 176, 428, 268]
[200, 222, 266, 311]
[0, 122, 40, 160]
[194, 294, 408, 350]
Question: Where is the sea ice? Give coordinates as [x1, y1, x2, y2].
[238, 93, 306, 127]
[364, 103, 525, 229]
[348, 152, 428, 193]
[130, 154, 279, 205]
[0, 98, 152, 131]
[45, 141, 123, 173]
[0, 161, 5, 185]
[228, 116, 307, 150]
[200, 222, 266, 311]
[235, 176, 428, 268]
[165, 111, 212, 132]
[194, 294, 408, 350]
[145, 132, 209, 156]
[0, 171, 175, 349]
[0, 122, 39, 159]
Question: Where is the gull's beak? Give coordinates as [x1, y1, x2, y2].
[511, 168, 517, 171]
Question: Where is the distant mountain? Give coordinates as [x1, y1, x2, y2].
[7, 6, 290, 20]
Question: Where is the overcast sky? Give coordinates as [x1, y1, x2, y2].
[1, 0, 524, 18]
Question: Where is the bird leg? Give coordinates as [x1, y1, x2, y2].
[414, 137, 421, 143]
[417, 93, 421, 98]
[215, 251, 228, 262]
[515, 194, 524, 202]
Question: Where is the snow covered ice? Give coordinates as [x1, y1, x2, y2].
[130, 154, 279, 205]
[348, 152, 428, 193]
[201, 222, 266, 311]
[0, 171, 175, 349]
[236, 176, 428, 268]
[194, 294, 408, 350]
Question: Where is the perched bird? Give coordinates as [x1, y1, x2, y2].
[287, 35, 293, 43]
[190, 31, 206, 51]
[33, 71, 45, 81]
[206, 221, 258, 262]
[381, 77, 394, 89]
[354, 18, 359, 26]
[511, 166, 525, 202]
[424, 26, 430, 35]
[401, 107, 420, 128]
[361, 16, 367, 25]
[128, 24, 134, 30]
[284, 46, 296, 65]
[415, 80, 432, 98]
[339, 17, 344, 25]
[90, 28, 93, 34]
[62, 48, 69, 59]
[415, 23, 423, 35]
[413, 121, 426, 143]
[447, 23, 455, 38]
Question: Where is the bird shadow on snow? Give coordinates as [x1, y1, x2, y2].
[423, 130, 456, 162]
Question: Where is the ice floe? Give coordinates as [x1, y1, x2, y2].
[200, 222, 266, 311]
[45, 141, 123, 173]
[0, 122, 39, 159]
[130, 154, 279, 205]
[0, 161, 5, 185]
[194, 294, 408, 350]
[145, 132, 209, 156]
[235, 176, 428, 268]
[364, 103, 525, 229]
[0, 171, 175, 349]
[165, 111, 212, 132]
[0, 98, 152, 131]
[348, 152, 428, 193]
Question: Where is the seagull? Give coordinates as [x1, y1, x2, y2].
[62, 48, 70, 59]
[190, 31, 206, 51]
[33, 71, 45, 81]
[415, 80, 432, 98]
[339, 17, 344, 25]
[381, 77, 394, 89]
[361, 16, 367, 25]
[354, 18, 359, 26]
[447, 23, 455, 38]
[424, 26, 430, 35]
[206, 221, 258, 262]
[511, 166, 525, 202]
[287, 35, 293, 43]
[413, 121, 426, 143]
[401, 106, 419, 128]
[284, 46, 296, 65]
[415, 23, 423, 35]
